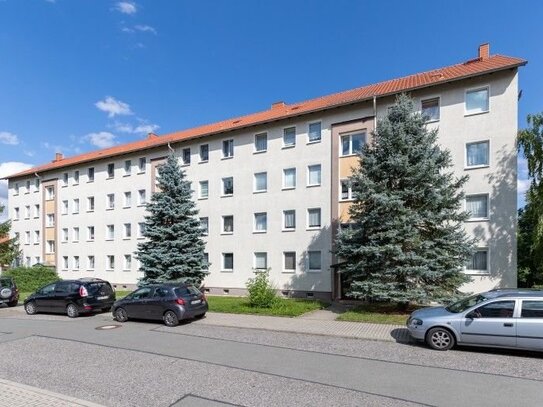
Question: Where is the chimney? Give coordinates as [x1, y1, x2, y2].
[478, 43, 490, 60]
[147, 132, 158, 139]
[53, 152, 64, 162]
[271, 101, 286, 110]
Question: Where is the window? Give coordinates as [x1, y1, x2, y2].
[222, 139, 234, 158]
[466, 195, 489, 220]
[24, 180, 30, 193]
[107, 163, 115, 178]
[421, 97, 440, 121]
[283, 127, 296, 147]
[124, 223, 132, 238]
[124, 192, 132, 207]
[72, 227, 79, 242]
[73, 199, 79, 214]
[61, 228, 68, 242]
[308, 122, 321, 143]
[107, 255, 115, 270]
[200, 217, 209, 235]
[466, 141, 489, 167]
[24, 205, 30, 219]
[139, 157, 147, 173]
[107, 193, 115, 210]
[62, 172, 68, 186]
[283, 168, 296, 189]
[46, 214, 55, 227]
[74, 170, 79, 184]
[283, 210, 296, 230]
[222, 253, 234, 271]
[254, 133, 267, 152]
[45, 186, 55, 200]
[254, 252, 267, 270]
[35, 178, 40, 190]
[308, 208, 321, 228]
[124, 160, 131, 176]
[203, 253, 209, 270]
[199, 144, 209, 162]
[88, 167, 95, 182]
[254, 212, 267, 232]
[466, 87, 489, 115]
[25, 257, 31, 267]
[138, 222, 146, 238]
[33, 230, 40, 244]
[138, 189, 146, 205]
[124, 255, 132, 270]
[472, 301, 515, 318]
[14, 182, 19, 195]
[62, 256, 68, 269]
[308, 251, 322, 271]
[284, 252, 296, 272]
[13, 207, 19, 220]
[46, 240, 55, 254]
[254, 172, 267, 192]
[35, 256, 41, 265]
[199, 181, 209, 199]
[182, 148, 191, 165]
[222, 215, 234, 233]
[521, 301, 543, 318]
[222, 177, 234, 196]
[24, 231, 30, 245]
[34, 204, 40, 218]
[106, 224, 115, 240]
[340, 180, 353, 200]
[61, 200, 68, 215]
[466, 249, 488, 272]
[87, 196, 95, 212]
[341, 132, 365, 156]
[88, 256, 95, 270]
[307, 164, 321, 186]
[87, 226, 95, 241]
[73, 256, 80, 270]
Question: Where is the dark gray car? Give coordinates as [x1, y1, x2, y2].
[407, 289, 543, 351]
[112, 283, 208, 327]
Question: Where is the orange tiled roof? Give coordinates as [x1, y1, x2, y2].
[7, 52, 526, 179]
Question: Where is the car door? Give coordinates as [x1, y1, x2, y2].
[124, 287, 152, 319]
[517, 300, 543, 350]
[459, 300, 517, 348]
[51, 281, 71, 312]
[34, 283, 57, 311]
[147, 287, 171, 319]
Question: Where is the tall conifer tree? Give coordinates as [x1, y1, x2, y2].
[0, 204, 20, 267]
[136, 154, 207, 284]
[335, 94, 474, 303]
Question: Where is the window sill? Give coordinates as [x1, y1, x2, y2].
[282, 270, 296, 274]
[87, 210, 95, 213]
[72, 241, 79, 243]
[253, 150, 267, 155]
[72, 212, 79, 215]
[73, 183, 79, 186]
[253, 230, 267, 234]
[106, 269, 114, 272]
[464, 110, 489, 118]
[137, 171, 146, 174]
[462, 270, 490, 276]
[106, 177, 114, 180]
[106, 208, 114, 211]
[282, 187, 296, 191]
[339, 153, 359, 158]
[307, 269, 322, 273]
[180, 163, 190, 167]
[306, 184, 321, 188]
[339, 199, 355, 203]
[282, 144, 295, 150]
[137, 204, 147, 207]
[198, 197, 208, 201]
[123, 269, 131, 272]
[220, 269, 234, 273]
[221, 232, 233, 236]
[464, 165, 489, 171]
[123, 174, 131, 178]
[282, 228, 295, 232]
[34, 216, 39, 219]
[198, 160, 209, 164]
[33, 243, 39, 245]
[105, 239, 114, 242]
[221, 194, 233, 198]
[307, 227, 322, 231]
[424, 119, 440, 124]
[25, 191, 30, 194]
[253, 190, 267, 194]
[123, 206, 131, 209]
[123, 238, 131, 241]
[86, 240, 95, 243]
[307, 140, 321, 145]
[465, 218, 489, 223]
[87, 269, 94, 271]
[87, 181, 95, 183]
[221, 156, 234, 160]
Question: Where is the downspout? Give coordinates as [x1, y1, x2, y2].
[373, 95, 377, 130]
[167, 142, 175, 153]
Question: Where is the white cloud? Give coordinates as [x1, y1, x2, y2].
[95, 96, 133, 118]
[116, 2, 137, 15]
[112, 121, 159, 135]
[85, 132, 117, 149]
[0, 162, 33, 220]
[0, 131, 19, 145]
[135, 25, 157, 34]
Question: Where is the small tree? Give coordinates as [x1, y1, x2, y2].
[136, 154, 207, 285]
[0, 204, 21, 268]
[335, 94, 474, 304]
[246, 269, 277, 308]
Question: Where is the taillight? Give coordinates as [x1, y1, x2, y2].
[79, 286, 88, 297]
[175, 298, 185, 305]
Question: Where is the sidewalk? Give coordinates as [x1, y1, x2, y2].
[193, 312, 410, 343]
[0, 378, 105, 407]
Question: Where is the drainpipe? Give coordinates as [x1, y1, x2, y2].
[167, 142, 175, 154]
[373, 95, 377, 130]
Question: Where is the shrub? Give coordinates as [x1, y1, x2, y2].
[2, 265, 60, 292]
[246, 269, 278, 308]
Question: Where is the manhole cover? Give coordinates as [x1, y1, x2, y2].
[95, 325, 121, 330]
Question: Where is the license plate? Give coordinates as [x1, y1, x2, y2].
[191, 299, 201, 305]
[97, 296, 108, 300]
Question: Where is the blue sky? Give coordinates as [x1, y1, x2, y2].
[0, 0, 541, 215]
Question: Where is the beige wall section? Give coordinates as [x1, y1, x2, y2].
[339, 155, 359, 178]
[151, 156, 167, 193]
[44, 200, 56, 212]
[41, 179, 58, 267]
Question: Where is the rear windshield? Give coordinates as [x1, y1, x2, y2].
[0, 278, 12, 288]
[174, 286, 201, 297]
[86, 282, 113, 296]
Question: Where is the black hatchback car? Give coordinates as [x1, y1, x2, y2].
[112, 283, 208, 326]
[24, 278, 116, 318]
[0, 276, 19, 307]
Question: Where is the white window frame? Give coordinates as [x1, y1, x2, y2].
[199, 180, 209, 199]
[307, 164, 322, 187]
[307, 208, 322, 229]
[282, 168, 296, 190]
[123, 223, 132, 239]
[420, 95, 441, 123]
[222, 139, 234, 159]
[73, 170, 80, 185]
[254, 252, 268, 270]
[123, 254, 132, 271]
[340, 179, 354, 201]
[87, 256, 95, 270]
[24, 205, 30, 219]
[200, 217, 209, 235]
[34, 204, 40, 218]
[340, 131, 366, 157]
[24, 231, 30, 245]
[307, 120, 322, 144]
[222, 177, 234, 197]
[61, 228, 68, 242]
[87, 226, 95, 241]
[33, 230, 40, 245]
[282, 210, 296, 231]
[465, 85, 490, 116]
[72, 227, 80, 242]
[73, 256, 80, 270]
[181, 148, 191, 165]
[282, 126, 296, 148]
[107, 163, 115, 179]
[464, 247, 490, 275]
[465, 193, 490, 221]
[88, 167, 95, 182]
[138, 222, 146, 238]
[138, 189, 147, 205]
[124, 160, 132, 176]
[45, 186, 55, 200]
[61, 200, 68, 215]
[138, 157, 147, 173]
[73, 198, 79, 214]
[106, 255, 115, 270]
[307, 250, 322, 272]
[46, 214, 55, 227]
[222, 252, 234, 272]
[253, 172, 267, 193]
[106, 193, 115, 210]
[62, 172, 69, 187]
[124, 191, 132, 208]
[465, 140, 490, 169]
[87, 196, 95, 212]
[254, 133, 268, 153]
[106, 224, 115, 241]
[62, 256, 68, 270]
[283, 251, 297, 273]
[199, 144, 209, 162]
[253, 212, 267, 233]
[222, 215, 234, 235]
[46, 240, 55, 254]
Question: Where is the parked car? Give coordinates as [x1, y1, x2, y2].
[0, 276, 19, 307]
[112, 283, 208, 327]
[407, 289, 543, 351]
[24, 278, 115, 318]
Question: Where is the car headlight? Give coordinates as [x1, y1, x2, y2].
[409, 318, 423, 327]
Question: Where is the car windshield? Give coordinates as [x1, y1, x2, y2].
[86, 282, 113, 296]
[446, 294, 488, 313]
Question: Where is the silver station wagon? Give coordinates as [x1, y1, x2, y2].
[407, 289, 543, 351]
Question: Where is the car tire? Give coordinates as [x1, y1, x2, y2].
[25, 301, 38, 315]
[66, 303, 80, 318]
[426, 327, 455, 351]
[163, 310, 179, 327]
[114, 307, 128, 323]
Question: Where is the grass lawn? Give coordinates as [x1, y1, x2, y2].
[336, 302, 420, 325]
[206, 296, 325, 317]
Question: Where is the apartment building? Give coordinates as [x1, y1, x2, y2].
[5, 44, 526, 299]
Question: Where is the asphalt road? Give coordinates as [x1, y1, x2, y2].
[0, 306, 542, 407]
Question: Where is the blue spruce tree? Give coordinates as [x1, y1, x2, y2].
[136, 154, 207, 285]
[335, 94, 474, 304]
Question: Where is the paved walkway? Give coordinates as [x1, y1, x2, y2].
[0, 378, 105, 407]
[194, 312, 410, 342]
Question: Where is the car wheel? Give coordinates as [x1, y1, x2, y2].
[66, 303, 79, 318]
[426, 327, 455, 351]
[163, 310, 179, 327]
[25, 301, 37, 315]
[7, 300, 18, 307]
[114, 307, 128, 323]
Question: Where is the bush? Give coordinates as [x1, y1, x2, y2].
[2, 265, 60, 292]
[246, 269, 278, 308]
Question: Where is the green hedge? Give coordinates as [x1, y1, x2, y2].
[2, 266, 60, 292]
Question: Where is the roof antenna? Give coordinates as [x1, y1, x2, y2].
[167, 142, 175, 153]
